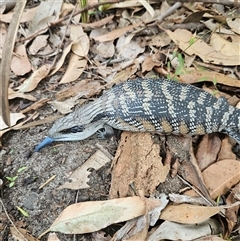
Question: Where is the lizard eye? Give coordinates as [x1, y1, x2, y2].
[60, 125, 85, 134]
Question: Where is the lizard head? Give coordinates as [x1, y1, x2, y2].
[48, 114, 105, 141]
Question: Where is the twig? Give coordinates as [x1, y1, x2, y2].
[157, 2, 183, 23]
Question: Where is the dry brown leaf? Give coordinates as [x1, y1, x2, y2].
[17, 64, 52, 92]
[60, 53, 87, 84]
[180, 68, 240, 88]
[113, 216, 149, 241]
[109, 132, 170, 198]
[56, 79, 103, 101]
[92, 22, 142, 42]
[96, 41, 115, 58]
[59, 150, 111, 190]
[148, 219, 221, 241]
[165, 29, 240, 66]
[10, 226, 39, 241]
[0, 6, 38, 23]
[12, 115, 61, 130]
[20, 98, 50, 114]
[202, 159, 240, 199]
[0, 112, 26, 137]
[160, 204, 223, 224]
[106, 60, 140, 88]
[176, 139, 213, 202]
[113, 194, 168, 240]
[70, 25, 89, 56]
[49, 42, 73, 76]
[8, 88, 36, 101]
[217, 137, 236, 161]
[227, 17, 240, 34]
[47, 232, 60, 241]
[0, 112, 25, 130]
[142, 56, 161, 72]
[81, 15, 114, 29]
[49, 197, 161, 234]
[195, 134, 221, 171]
[148, 32, 171, 47]
[11, 44, 31, 76]
[28, 34, 49, 55]
[28, 1, 62, 35]
[210, 33, 239, 57]
[116, 35, 145, 59]
[49, 99, 76, 114]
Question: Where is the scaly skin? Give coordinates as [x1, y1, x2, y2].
[35, 78, 240, 151]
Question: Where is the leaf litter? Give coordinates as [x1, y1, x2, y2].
[0, 1, 240, 241]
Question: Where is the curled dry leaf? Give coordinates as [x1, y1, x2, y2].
[49, 197, 161, 234]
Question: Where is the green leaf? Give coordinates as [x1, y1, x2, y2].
[16, 206, 29, 217]
[212, 90, 219, 96]
[189, 37, 195, 45]
[9, 182, 15, 188]
[6, 176, 13, 181]
[18, 166, 27, 173]
[177, 53, 184, 67]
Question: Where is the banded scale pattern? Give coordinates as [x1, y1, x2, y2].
[48, 78, 240, 144]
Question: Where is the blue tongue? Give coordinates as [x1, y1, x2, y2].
[34, 136, 55, 152]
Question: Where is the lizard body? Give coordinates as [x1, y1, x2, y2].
[35, 78, 240, 151]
